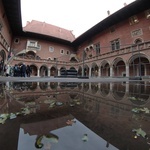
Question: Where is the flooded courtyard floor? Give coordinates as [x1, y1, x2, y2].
[0, 80, 150, 150]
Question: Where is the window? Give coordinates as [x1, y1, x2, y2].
[145, 9, 150, 19]
[94, 43, 100, 55]
[134, 38, 142, 45]
[14, 38, 19, 44]
[30, 42, 36, 47]
[129, 16, 139, 25]
[111, 39, 120, 51]
[49, 46, 54, 52]
[60, 49, 64, 54]
[66, 50, 70, 55]
[27, 40, 37, 47]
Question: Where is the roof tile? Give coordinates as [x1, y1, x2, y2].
[23, 20, 75, 42]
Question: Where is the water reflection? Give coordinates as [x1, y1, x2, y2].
[18, 115, 118, 150]
[0, 81, 149, 150]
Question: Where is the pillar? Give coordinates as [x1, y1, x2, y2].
[126, 64, 129, 77]
[89, 67, 91, 77]
[110, 66, 113, 77]
[37, 69, 40, 77]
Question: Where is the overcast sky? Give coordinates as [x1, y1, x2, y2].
[21, 0, 135, 37]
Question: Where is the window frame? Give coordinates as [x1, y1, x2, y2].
[66, 50, 70, 55]
[49, 46, 54, 52]
[60, 49, 64, 54]
[94, 43, 100, 55]
[111, 39, 120, 51]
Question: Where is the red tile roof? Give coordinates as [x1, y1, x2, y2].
[23, 20, 75, 42]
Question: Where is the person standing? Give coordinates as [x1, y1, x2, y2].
[26, 65, 32, 77]
[20, 63, 26, 77]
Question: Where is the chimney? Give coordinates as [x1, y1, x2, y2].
[124, 3, 127, 6]
[107, 10, 110, 16]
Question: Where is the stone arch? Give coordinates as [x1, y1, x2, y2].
[29, 82, 37, 91]
[40, 65, 48, 77]
[111, 83, 126, 100]
[47, 57, 52, 61]
[129, 83, 150, 105]
[83, 64, 89, 77]
[50, 66, 57, 76]
[112, 57, 126, 77]
[99, 82, 110, 97]
[83, 83, 89, 92]
[100, 60, 110, 77]
[50, 82, 58, 90]
[91, 83, 99, 94]
[60, 66, 66, 71]
[30, 64, 38, 76]
[26, 50, 36, 59]
[91, 62, 99, 77]
[128, 53, 150, 77]
[39, 82, 48, 90]
[78, 66, 82, 77]
[134, 38, 143, 44]
[70, 66, 76, 70]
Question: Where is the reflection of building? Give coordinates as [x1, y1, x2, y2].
[2, 82, 150, 114]
[1, 82, 150, 150]
[0, 0, 150, 77]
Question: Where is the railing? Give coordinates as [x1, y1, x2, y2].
[11, 41, 150, 66]
[83, 41, 150, 62]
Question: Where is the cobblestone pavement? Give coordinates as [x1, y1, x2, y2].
[0, 76, 149, 82]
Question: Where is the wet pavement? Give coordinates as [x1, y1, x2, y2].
[0, 76, 130, 82]
[0, 78, 150, 150]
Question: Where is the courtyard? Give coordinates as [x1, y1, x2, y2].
[0, 77, 149, 150]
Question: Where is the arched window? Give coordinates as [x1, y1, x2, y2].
[134, 38, 142, 45]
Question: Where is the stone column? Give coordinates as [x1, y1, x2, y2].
[48, 68, 50, 76]
[110, 66, 113, 77]
[37, 69, 40, 77]
[58, 69, 60, 76]
[126, 64, 129, 77]
[89, 67, 91, 77]
[98, 67, 101, 77]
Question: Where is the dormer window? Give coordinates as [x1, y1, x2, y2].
[145, 9, 150, 19]
[49, 46, 54, 52]
[129, 16, 139, 25]
[66, 50, 70, 55]
[60, 49, 64, 54]
[27, 40, 37, 47]
[14, 38, 19, 44]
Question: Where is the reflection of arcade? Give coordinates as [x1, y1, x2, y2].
[129, 82, 150, 105]
[5, 82, 150, 105]
[100, 83, 110, 97]
[112, 83, 126, 100]
[1, 82, 150, 150]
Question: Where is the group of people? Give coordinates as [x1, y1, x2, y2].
[4, 63, 32, 77]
